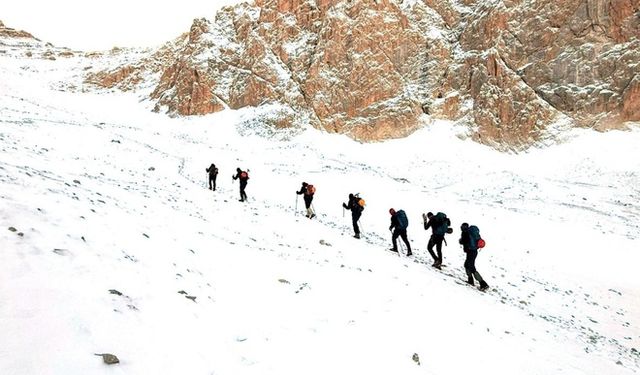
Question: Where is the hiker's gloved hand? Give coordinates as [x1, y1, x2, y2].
[342, 203, 347, 209]
[389, 225, 393, 231]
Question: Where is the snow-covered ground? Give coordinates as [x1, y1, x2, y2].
[1, 50, 640, 375]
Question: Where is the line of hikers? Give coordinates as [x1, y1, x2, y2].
[386, 209, 489, 290]
[206, 163, 489, 291]
[206, 163, 249, 202]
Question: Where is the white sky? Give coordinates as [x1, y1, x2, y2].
[2, 0, 245, 50]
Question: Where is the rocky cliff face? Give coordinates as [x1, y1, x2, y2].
[86, 0, 640, 149]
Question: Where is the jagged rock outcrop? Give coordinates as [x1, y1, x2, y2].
[0, 20, 77, 60]
[85, 0, 640, 149]
[0, 20, 38, 40]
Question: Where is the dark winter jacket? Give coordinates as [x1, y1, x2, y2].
[206, 164, 218, 177]
[389, 214, 400, 231]
[424, 215, 451, 235]
[297, 184, 314, 196]
[459, 228, 477, 252]
[424, 216, 437, 233]
[233, 170, 249, 183]
[343, 195, 363, 215]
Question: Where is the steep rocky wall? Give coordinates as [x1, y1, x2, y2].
[84, 0, 640, 149]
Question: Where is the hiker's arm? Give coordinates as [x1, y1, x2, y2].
[424, 219, 431, 231]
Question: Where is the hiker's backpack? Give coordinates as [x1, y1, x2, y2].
[396, 210, 409, 230]
[468, 225, 483, 250]
[307, 184, 316, 195]
[434, 212, 450, 235]
[355, 194, 365, 209]
[240, 171, 248, 179]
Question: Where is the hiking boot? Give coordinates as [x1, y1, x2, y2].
[239, 199, 244, 202]
[479, 281, 489, 291]
[467, 277, 474, 285]
[406, 251, 413, 256]
[310, 214, 316, 219]
[389, 248, 398, 252]
[353, 233, 361, 239]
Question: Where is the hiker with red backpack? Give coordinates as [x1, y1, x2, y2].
[296, 182, 316, 218]
[232, 168, 249, 202]
[342, 193, 364, 238]
[459, 223, 489, 291]
[388, 208, 412, 256]
[206, 163, 218, 191]
[423, 211, 452, 269]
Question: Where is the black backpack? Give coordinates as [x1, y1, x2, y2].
[434, 212, 451, 235]
[396, 210, 409, 230]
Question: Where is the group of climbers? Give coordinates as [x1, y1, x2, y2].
[206, 163, 250, 202]
[205, 162, 489, 291]
[389, 208, 489, 291]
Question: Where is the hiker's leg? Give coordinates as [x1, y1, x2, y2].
[435, 237, 443, 264]
[464, 252, 474, 283]
[304, 196, 312, 209]
[467, 250, 477, 273]
[400, 230, 411, 251]
[240, 182, 247, 200]
[352, 215, 360, 235]
[391, 230, 400, 251]
[427, 236, 437, 261]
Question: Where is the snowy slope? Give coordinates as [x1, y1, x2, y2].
[1, 49, 640, 374]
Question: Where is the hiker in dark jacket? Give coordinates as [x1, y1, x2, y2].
[423, 212, 450, 269]
[296, 182, 316, 219]
[232, 168, 249, 202]
[389, 208, 412, 256]
[459, 223, 489, 291]
[206, 163, 218, 190]
[342, 193, 363, 238]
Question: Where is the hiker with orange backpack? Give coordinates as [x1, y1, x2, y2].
[232, 168, 249, 202]
[459, 223, 489, 291]
[388, 208, 412, 256]
[296, 182, 316, 218]
[342, 193, 364, 238]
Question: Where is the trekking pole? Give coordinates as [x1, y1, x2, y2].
[295, 194, 298, 215]
[398, 238, 405, 257]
